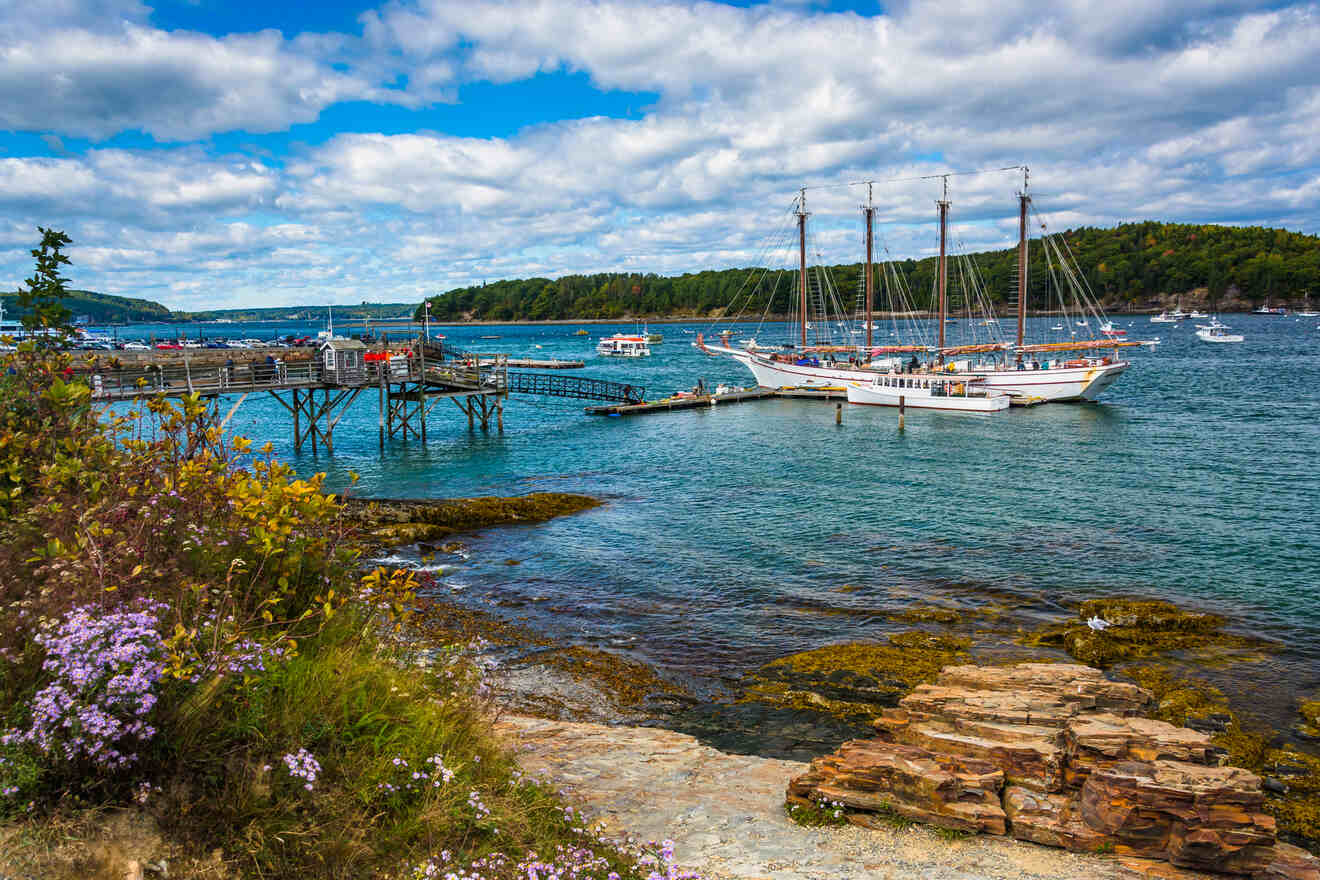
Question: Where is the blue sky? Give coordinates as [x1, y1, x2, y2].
[1, 0, 1318, 309]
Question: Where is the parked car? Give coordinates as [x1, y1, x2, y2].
[122, 342, 150, 351]
[155, 342, 182, 350]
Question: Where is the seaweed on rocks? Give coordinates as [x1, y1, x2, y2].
[739, 632, 971, 725]
[342, 493, 601, 548]
[1023, 597, 1265, 668]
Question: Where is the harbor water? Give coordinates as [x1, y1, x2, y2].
[109, 315, 1320, 724]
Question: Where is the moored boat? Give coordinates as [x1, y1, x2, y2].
[1196, 325, 1244, 343]
[846, 372, 1010, 412]
[596, 333, 651, 357]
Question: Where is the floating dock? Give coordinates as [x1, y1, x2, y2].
[585, 386, 846, 416]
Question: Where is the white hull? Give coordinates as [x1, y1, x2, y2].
[1196, 329, 1243, 343]
[706, 344, 1128, 403]
[847, 381, 1010, 412]
[720, 347, 875, 389]
[957, 361, 1129, 402]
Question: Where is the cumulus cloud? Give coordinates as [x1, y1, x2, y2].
[1, 0, 1318, 308]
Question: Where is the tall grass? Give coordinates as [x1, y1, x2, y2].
[0, 326, 701, 879]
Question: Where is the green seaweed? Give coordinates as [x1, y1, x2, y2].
[539, 646, 689, 709]
[739, 632, 970, 724]
[1023, 597, 1262, 668]
[343, 493, 601, 548]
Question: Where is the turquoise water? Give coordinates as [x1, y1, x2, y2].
[126, 316, 1320, 714]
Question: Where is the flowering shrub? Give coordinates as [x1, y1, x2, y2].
[410, 840, 704, 880]
[282, 748, 321, 791]
[3, 602, 165, 776]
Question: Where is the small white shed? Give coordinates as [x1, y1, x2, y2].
[318, 337, 367, 386]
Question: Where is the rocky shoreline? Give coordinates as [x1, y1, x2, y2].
[361, 498, 1320, 876]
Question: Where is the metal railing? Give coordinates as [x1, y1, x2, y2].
[506, 371, 644, 404]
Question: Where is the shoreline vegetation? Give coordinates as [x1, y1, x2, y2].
[7, 221, 1318, 328]
[0, 231, 703, 880]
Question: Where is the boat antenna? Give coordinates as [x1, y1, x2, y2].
[864, 182, 875, 351]
[798, 187, 809, 348]
[937, 175, 949, 357]
[1017, 166, 1031, 355]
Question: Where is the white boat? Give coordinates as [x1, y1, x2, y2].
[1099, 321, 1126, 336]
[1254, 299, 1287, 315]
[702, 169, 1151, 404]
[1298, 310, 1319, 317]
[847, 372, 1010, 412]
[1196, 325, 1244, 343]
[1150, 312, 1178, 323]
[1050, 323, 1065, 331]
[1189, 310, 1209, 319]
[596, 333, 651, 357]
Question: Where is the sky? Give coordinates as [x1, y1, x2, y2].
[1, 0, 1319, 310]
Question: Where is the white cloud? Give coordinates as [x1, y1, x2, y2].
[1, 0, 1319, 308]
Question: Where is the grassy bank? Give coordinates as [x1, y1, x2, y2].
[0, 333, 696, 879]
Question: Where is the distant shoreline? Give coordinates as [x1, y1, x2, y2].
[79, 307, 1298, 329]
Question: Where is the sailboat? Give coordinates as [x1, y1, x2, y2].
[699, 169, 1154, 404]
[928, 170, 1155, 402]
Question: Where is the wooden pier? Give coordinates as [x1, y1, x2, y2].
[88, 338, 643, 452]
[585, 386, 846, 416]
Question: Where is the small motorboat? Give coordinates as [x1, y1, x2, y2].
[1196, 325, 1244, 343]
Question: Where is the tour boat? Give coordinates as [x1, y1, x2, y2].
[1196, 325, 1244, 343]
[846, 372, 1010, 412]
[596, 333, 651, 357]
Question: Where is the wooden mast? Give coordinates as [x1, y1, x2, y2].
[937, 176, 949, 357]
[864, 183, 874, 351]
[1017, 166, 1030, 355]
[798, 188, 808, 348]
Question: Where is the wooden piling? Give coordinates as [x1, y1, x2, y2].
[899, 395, 905, 431]
[835, 402, 842, 425]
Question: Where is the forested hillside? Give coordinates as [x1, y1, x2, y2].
[420, 221, 1320, 321]
[2, 289, 172, 324]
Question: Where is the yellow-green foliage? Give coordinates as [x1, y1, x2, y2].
[0, 340, 666, 879]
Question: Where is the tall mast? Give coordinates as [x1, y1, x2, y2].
[937, 176, 949, 355]
[798, 188, 808, 348]
[864, 183, 874, 351]
[1017, 166, 1030, 353]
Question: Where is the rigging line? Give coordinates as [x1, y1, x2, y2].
[795, 164, 1026, 195]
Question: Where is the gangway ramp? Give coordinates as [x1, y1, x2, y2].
[506, 371, 644, 405]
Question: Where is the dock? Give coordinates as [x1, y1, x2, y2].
[86, 339, 643, 452]
[585, 386, 846, 416]
[499, 358, 584, 369]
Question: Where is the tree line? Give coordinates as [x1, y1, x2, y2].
[419, 221, 1320, 321]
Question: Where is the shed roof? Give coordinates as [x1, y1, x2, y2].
[318, 337, 367, 351]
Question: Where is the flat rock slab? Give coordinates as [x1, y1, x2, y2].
[497, 715, 1202, 880]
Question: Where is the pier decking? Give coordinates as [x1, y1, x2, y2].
[86, 338, 644, 451]
[585, 386, 846, 416]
